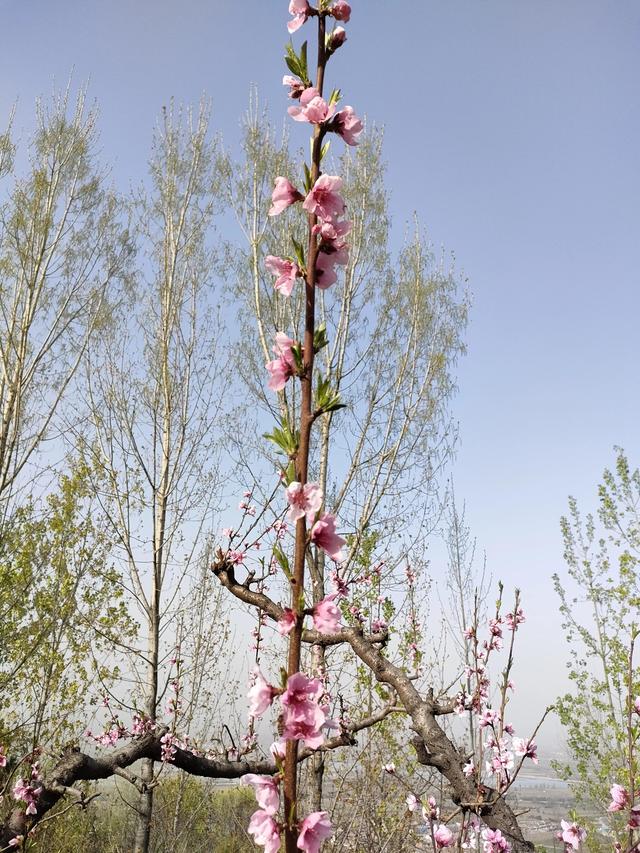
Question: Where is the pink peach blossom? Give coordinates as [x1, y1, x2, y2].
[297, 811, 333, 852]
[303, 175, 345, 223]
[265, 256, 301, 297]
[286, 481, 323, 525]
[283, 75, 306, 99]
[332, 106, 363, 146]
[330, 1, 351, 21]
[315, 251, 339, 289]
[270, 739, 287, 761]
[512, 737, 538, 764]
[288, 0, 311, 33]
[313, 593, 342, 634]
[289, 87, 335, 124]
[505, 607, 526, 630]
[607, 783, 630, 812]
[281, 672, 327, 749]
[266, 333, 297, 391]
[330, 570, 349, 597]
[481, 828, 510, 852]
[247, 668, 277, 718]
[248, 810, 281, 853]
[433, 825, 454, 848]
[12, 779, 41, 816]
[311, 513, 346, 561]
[560, 820, 586, 850]
[241, 774, 280, 815]
[312, 218, 352, 245]
[269, 177, 303, 216]
[277, 607, 297, 636]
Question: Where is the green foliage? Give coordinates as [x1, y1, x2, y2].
[314, 374, 345, 415]
[32, 779, 254, 853]
[553, 448, 640, 844]
[264, 418, 299, 457]
[284, 41, 309, 85]
[0, 457, 135, 753]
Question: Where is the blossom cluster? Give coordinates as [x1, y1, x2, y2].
[238, 3, 362, 850]
[12, 764, 43, 817]
[244, 670, 335, 851]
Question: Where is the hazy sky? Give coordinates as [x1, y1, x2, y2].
[1, 0, 638, 743]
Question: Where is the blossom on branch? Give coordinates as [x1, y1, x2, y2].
[558, 821, 586, 850]
[433, 825, 454, 848]
[265, 256, 301, 297]
[331, 106, 363, 146]
[281, 672, 328, 749]
[277, 607, 297, 636]
[266, 333, 297, 391]
[286, 481, 323, 525]
[288, 0, 311, 33]
[481, 828, 511, 852]
[329, 1, 351, 22]
[512, 737, 538, 764]
[288, 88, 335, 124]
[283, 75, 306, 99]
[247, 668, 278, 717]
[269, 176, 303, 216]
[303, 175, 346, 223]
[297, 811, 333, 852]
[12, 779, 42, 816]
[315, 250, 339, 289]
[312, 593, 342, 634]
[241, 774, 280, 815]
[607, 783, 630, 812]
[248, 810, 282, 853]
[311, 513, 346, 561]
[326, 26, 347, 55]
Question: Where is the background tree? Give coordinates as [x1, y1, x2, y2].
[78, 103, 228, 853]
[554, 447, 640, 848]
[0, 456, 134, 755]
[0, 88, 130, 527]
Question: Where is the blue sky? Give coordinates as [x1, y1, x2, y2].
[1, 0, 639, 740]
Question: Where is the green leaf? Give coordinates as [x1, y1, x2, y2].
[314, 323, 329, 353]
[290, 342, 303, 371]
[263, 419, 300, 456]
[273, 545, 291, 578]
[303, 162, 313, 193]
[291, 238, 306, 270]
[315, 373, 346, 415]
[299, 41, 308, 81]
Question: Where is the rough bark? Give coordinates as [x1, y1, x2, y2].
[0, 709, 388, 848]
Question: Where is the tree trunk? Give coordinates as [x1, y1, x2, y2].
[133, 761, 155, 853]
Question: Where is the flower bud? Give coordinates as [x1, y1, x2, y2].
[326, 26, 347, 56]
